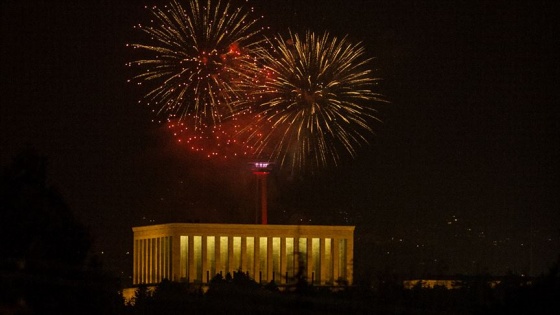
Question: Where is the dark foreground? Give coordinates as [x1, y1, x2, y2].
[3, 266, 559, 315]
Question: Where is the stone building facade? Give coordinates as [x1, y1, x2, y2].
[132, 223, 354, 286]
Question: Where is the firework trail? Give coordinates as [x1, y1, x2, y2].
[127, 0, 265, 126]
[240, 30, 386, 174]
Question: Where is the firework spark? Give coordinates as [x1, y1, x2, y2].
[127, 0, 265, 126]
[167, 111, 258, 160]
[241, 31, 386, 174]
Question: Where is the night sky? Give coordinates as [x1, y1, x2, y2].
[2, 0, 558, 283]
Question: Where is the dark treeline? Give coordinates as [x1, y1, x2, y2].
[1, 150, 558, 314]
[122, 265, 559, 315]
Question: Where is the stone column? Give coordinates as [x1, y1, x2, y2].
[332, 238, 340, 284]
[295, 237, 302, 281]
[215, 236, 221, 275]
[228, 236, 234, 275]
[280, 237, 286, 284]
[188, 235, 195, 282]
[166, 237, 171, 280]
[346, 237, 354, 285]
[201, 236, 208, 283]
[155, 238, 160, 283]
[254, 237, 260, 282]
[171, 235, 180, 282]
[241, 237, 247, 272]
[320, 238, 326, 285]
[133, 239, 138, 284]
[267, 237, 273, 282]
[161, 237, 166, 281]
[148, 239, 153, 283]
[306, 238, 313, 284]
[141, 239, 146, 283]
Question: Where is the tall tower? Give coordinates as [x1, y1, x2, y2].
[249, 162, 273, 224]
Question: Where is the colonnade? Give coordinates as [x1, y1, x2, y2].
[133, 236, 172, 284]
[133, 223, 354, 286]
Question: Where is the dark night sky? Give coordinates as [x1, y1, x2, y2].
[2, 0, 558, 281]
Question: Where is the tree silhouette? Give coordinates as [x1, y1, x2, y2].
[0, 149, 91, 271]
[0, 149, 121, 314]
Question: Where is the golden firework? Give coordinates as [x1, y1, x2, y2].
[242, 31, 386, 174]
[127, 0, 265, 126]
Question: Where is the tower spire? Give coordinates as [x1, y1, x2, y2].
[250, 162, 273, 224]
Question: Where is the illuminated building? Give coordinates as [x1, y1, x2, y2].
[132, 223, 354, 286]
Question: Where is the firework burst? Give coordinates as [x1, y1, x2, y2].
[127, 0, 265, 126]
[241, 30, 386, 174]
